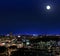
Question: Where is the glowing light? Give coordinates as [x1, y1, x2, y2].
[18, 35, 21, 38]
[46, 5, 51, 10]
[6, 34, 9, 36]
[26, 42, 30, 45]
[2, 43, 5, 45]
[33, 34, 38, 36]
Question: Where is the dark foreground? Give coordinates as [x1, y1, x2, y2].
[11, 48, 53, 56]
[0, 47, 59, 56]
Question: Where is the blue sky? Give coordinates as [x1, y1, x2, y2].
[0, 0, 60, 34]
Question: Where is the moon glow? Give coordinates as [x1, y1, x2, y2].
[46, 5, 51, 10]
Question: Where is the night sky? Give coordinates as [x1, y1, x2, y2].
[0, 0, 60, 34]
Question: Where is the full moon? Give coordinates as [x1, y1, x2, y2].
[46, 5, 51, 10]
